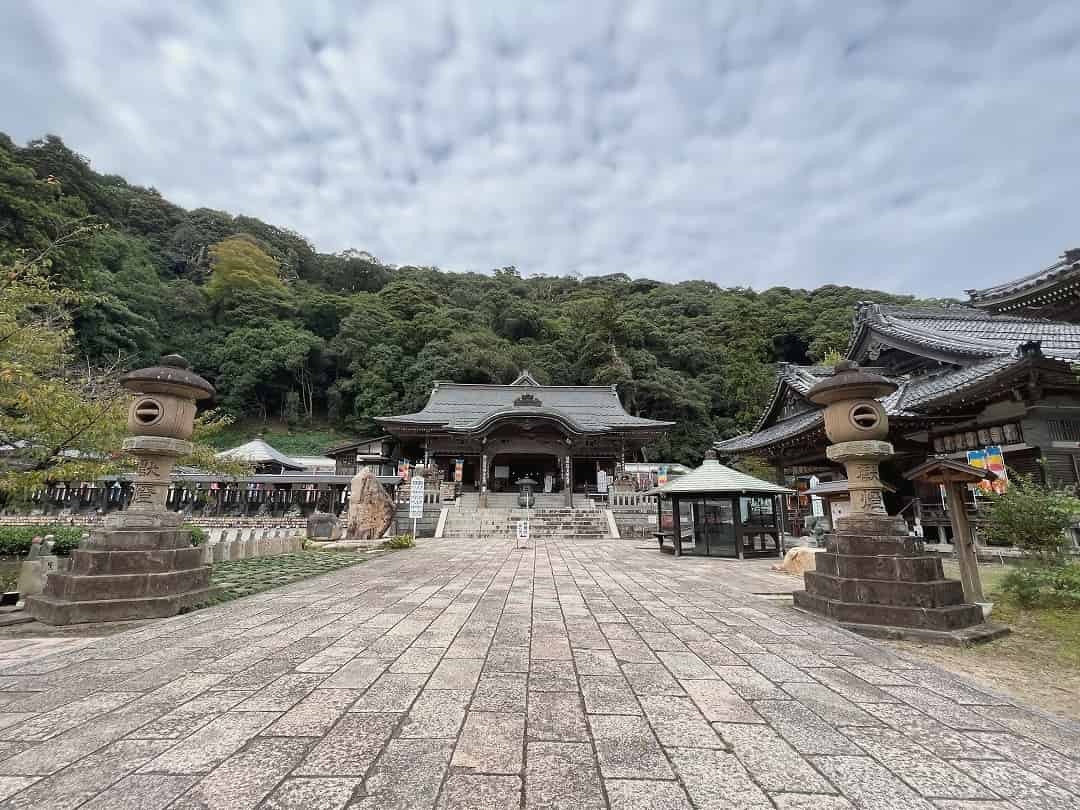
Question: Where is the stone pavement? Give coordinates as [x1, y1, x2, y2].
[0, 537, 1078, 810]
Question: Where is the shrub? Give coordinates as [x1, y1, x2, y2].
[0, 525, 85, 557]
[186, 525, 207, 546]
[381, 533, 415, 550]
[1000, 564, 1080, 608]
[984, 474, 1080, 563]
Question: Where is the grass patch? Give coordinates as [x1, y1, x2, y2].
[196, 551, 369, 608]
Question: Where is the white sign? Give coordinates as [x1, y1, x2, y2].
[409, 475, 425, 519]
[597, 470, 608, 494]
[809, 475, 824, 518]
[516, 520, 530, 541]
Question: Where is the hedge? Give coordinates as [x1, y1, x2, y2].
[0, 526, 86, 557]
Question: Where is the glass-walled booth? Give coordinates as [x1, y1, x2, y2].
[653, 452, 793, 559]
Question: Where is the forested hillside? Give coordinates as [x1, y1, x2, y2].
[0, 134, 922, 463]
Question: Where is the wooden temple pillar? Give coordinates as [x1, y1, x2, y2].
[671, 495, 682, 557]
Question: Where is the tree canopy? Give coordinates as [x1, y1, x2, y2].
[0, 133, 924, 465]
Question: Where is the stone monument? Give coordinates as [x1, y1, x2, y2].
[793, 361, 1006, 643]
[26, 355, 220, 624]
[344, 467, 395, 541]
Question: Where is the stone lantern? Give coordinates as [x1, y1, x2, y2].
[26, 355, 220, 625]
[793, 361, 1005, 643]
[809, 360, 897, 520]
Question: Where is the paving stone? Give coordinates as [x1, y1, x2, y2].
[451, 711, 525, 773]
[770, 795, 854, 809]
[525, 741, 604, 810]
[263, 777, 361, 810]
[962, 733, 1080, 795]
[858, 703, 1002, 760]
[235, 673, 327, 712]
[400, 689, 471, 738]
[294, 646, 363, 674]
[0, 778, 37, 803]
[472, 673, 528, 712]
[572, 648, 620, 675]
[77, 775, 198, 810]
[742, 653, 816, 683]
[686, 641, 744, 668]
[350, 672, 427, 713]
[437, 774, 521, 809]
[390, 647, 444, 674]
[169, 736, 311, 809]
[753, 701, 863, 756]
[580, 675, 641, 715]
[711, 666, 788, 700]
[1, 738, 173, 810]
[680, 678, 762, 723]
[812, 756, 937, 810]
[360, 738, 453, 809]
[529, 660, 578, 692]
[531, 635, 573, 660]
[639, 695, 727, 748]
[720, 722, 837, 794]
[2, 692, 140, 742]
[609, 638, 659, 664]
[129, 691, 252, 739]
[294, 713, 398, 776]
[320, 657, 387, 690]
[265, 689, 361, 736]
[427, 657, 483, 690]
[527, 691, 588, 741]
[842, 726, 996, 800]
[808, 668, 899, 704]
[137, 712, 279, 775]
[782, 683, 879, 727]
[484, 647, 530, 673]
[668, 746, 773, 809]
[623, 663, 686, 696]
[640, 632, 689, 652]
[588, 714, 672, 779]
[882, 687, 1003, 731]
[605, 778, 693, 809]
[971, 705, 1080, 759]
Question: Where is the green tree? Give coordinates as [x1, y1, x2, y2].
[205, 236, 285, 312]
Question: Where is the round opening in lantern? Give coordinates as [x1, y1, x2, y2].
[849, 403, 881, 431]
[133, 398, 163, 426]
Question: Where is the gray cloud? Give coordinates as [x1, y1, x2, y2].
[3, 0, 1079, 295]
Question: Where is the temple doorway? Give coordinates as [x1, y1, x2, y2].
[489, 453, 561, 493]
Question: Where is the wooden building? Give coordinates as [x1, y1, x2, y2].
[716, 302, 1080, 542]
[968, 248, 1080, 321]
[376, 371, 673, 505]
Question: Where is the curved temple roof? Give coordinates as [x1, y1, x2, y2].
[378, 381, 674, 435]
[967, 248, 1080, 312]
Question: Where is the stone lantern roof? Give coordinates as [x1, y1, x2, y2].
[119, 354, 215, 400]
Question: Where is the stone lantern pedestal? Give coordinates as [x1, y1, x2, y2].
[27, 356, 220, 625]
[792, 362, 1005, 644]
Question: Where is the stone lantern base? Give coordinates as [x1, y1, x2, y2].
[25, 524, 219, 625]
[793, 515, 1009, 646]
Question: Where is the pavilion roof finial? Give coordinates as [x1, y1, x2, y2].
[511, 370, 541, 387]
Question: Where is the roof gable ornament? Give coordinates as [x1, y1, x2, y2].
[514, 392, 542, 407]
[511, 370, 541, 387]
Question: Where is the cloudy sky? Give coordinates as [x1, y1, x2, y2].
[3, 1, 1079, 295]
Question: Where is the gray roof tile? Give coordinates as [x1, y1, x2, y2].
[379, 382, 674, 433]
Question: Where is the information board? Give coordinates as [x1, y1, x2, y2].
[409, 475, 425, 519]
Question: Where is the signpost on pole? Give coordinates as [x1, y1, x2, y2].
[409, 474, 425, 539]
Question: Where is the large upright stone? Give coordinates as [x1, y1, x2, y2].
[26, 355, 220, 625]
[344, 468, 395, 541]
[792, 362, 1004, 644]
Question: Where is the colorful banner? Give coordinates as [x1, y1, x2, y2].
[984, 445, 1009, 494]
[397, 461, 411, 481]
[453, 459, 464, 483]
[657, 465, 669, 487]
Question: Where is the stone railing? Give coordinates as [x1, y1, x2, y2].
[607, 492, 658, 509]
[201, 526, 305, 564]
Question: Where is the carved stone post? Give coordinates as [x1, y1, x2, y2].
[27, 355, 220, 624]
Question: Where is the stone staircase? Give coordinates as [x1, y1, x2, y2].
[441, 498, 610, 540]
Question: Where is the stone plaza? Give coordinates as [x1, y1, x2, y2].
[0, 535, 1078, 809]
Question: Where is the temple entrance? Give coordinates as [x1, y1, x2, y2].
[489, 453, 561, 493]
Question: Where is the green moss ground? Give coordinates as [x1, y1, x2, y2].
[196, 550, 371, 607]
